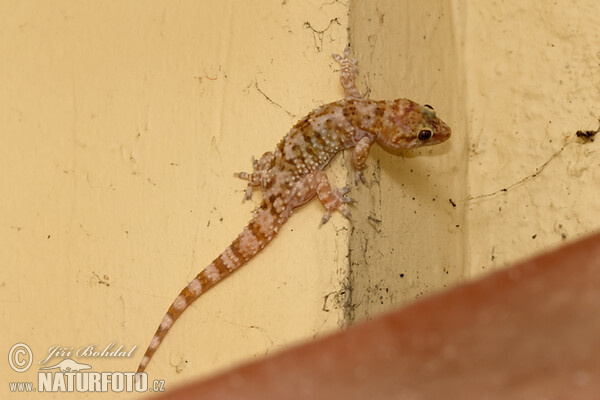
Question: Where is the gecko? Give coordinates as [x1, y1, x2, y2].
[136, 46, 451, 374]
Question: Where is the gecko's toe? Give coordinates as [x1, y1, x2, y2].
[354, 171, 367, 186]
[237, 171, 250, 180]
[334, 186, 354, 203]
[339, 185, 351, 195]
[242, 184, 253, 202]
[340, 207, 352, 220]
[343, 44, 351, 57]
[319, 212, 332, 227]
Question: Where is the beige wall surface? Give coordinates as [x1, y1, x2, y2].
[1, 0, 599, 399]
[463, 1, 600, 273]
[347, 0, 467, 322]
[1, 1, 350, 397]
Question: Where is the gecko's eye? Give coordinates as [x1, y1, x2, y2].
[424, 104, 434, 110]
[418, 130, 432, 141]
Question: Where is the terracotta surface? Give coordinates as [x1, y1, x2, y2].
[151, 232, 600, 399]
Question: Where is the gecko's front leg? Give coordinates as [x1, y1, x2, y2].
[332, 45, 362, 100]
[352, 135, 373, 185]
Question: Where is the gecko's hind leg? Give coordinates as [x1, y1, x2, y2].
[236, 170, 258, 201]
[286, 171, 354, 226]
[281, 170, 354, 227]
[312, 171, 354, 226]
[236, 152, 274, 201]
[332, 45, 362, 100]
[236, 167, 259, 201]
[318, 185, 354, 227]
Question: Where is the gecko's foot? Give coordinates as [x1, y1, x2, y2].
[319, 186, 354, 227]
[319, 208, 351, 227]
[339, 185, 355, 203]
[235, 172, 254, 202]
[237, 171, 251, 181]
[332, 45, 358, 74]
[237, 155, 260, 182]
[332, 45, 362, 100]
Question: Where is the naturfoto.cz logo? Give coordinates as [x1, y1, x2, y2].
[8, 342, 165, 393]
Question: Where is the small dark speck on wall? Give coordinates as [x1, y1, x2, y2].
[576, 122, 599, 142]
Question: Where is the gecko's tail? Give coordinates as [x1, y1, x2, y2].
[136, 202, 284, 374]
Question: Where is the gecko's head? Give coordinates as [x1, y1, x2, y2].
[375, 99, 451, 153]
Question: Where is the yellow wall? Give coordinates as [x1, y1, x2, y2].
[1, 1, 599, 398]
[463, 0, 600, 274]
[347, 0, 467, 322]
[1, 1, 349, 396]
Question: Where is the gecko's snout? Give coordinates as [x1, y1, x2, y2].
[433, 118, 451, 144]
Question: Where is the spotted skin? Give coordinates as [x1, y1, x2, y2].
[136, 46, 451, 375]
